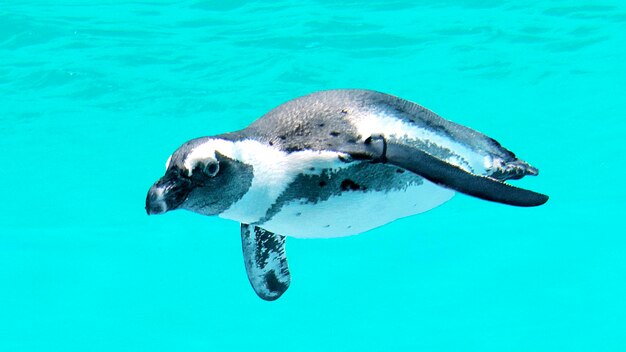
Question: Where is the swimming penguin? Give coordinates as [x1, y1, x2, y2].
[145, 89, 548, 300]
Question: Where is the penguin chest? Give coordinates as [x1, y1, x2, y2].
[258, 163, 455, 238]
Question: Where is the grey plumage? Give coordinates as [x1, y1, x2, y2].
[242, 90, 536, 180]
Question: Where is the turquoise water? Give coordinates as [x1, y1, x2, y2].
[1, 1, 625, 351]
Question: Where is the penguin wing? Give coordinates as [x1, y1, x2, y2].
[336, 137, 548, 207]
[241, 224, 290, 301]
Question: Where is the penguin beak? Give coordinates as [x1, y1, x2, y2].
[145, 176, 191, 215]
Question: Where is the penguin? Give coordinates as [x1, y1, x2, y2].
[145, 89, 548, 301]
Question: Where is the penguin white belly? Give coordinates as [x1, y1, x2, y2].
[259, 178, 455, 238]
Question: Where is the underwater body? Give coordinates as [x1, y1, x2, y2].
[146, 89, 548, 300]
[2, 1, 626, 351]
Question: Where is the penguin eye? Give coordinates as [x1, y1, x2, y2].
[203, 161, 219, 177]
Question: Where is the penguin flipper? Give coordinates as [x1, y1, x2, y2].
[338, 138, 549, 207]
[241, 224, 290, 301]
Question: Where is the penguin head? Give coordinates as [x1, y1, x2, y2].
[146, 138, 253, 216]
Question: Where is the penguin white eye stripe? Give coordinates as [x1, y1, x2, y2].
[183, 140, 236, 176]
[165, 155, 172, 170]
[184, 156, 219, 177]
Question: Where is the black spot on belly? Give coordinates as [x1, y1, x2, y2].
[340, 179, 362, 191]
[285, 146, 302, 152]
[396, 168, 405, 173]
[330, 131, 340, 137]
[257, 163, 424, 226]
[338, 155, 353, 163]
